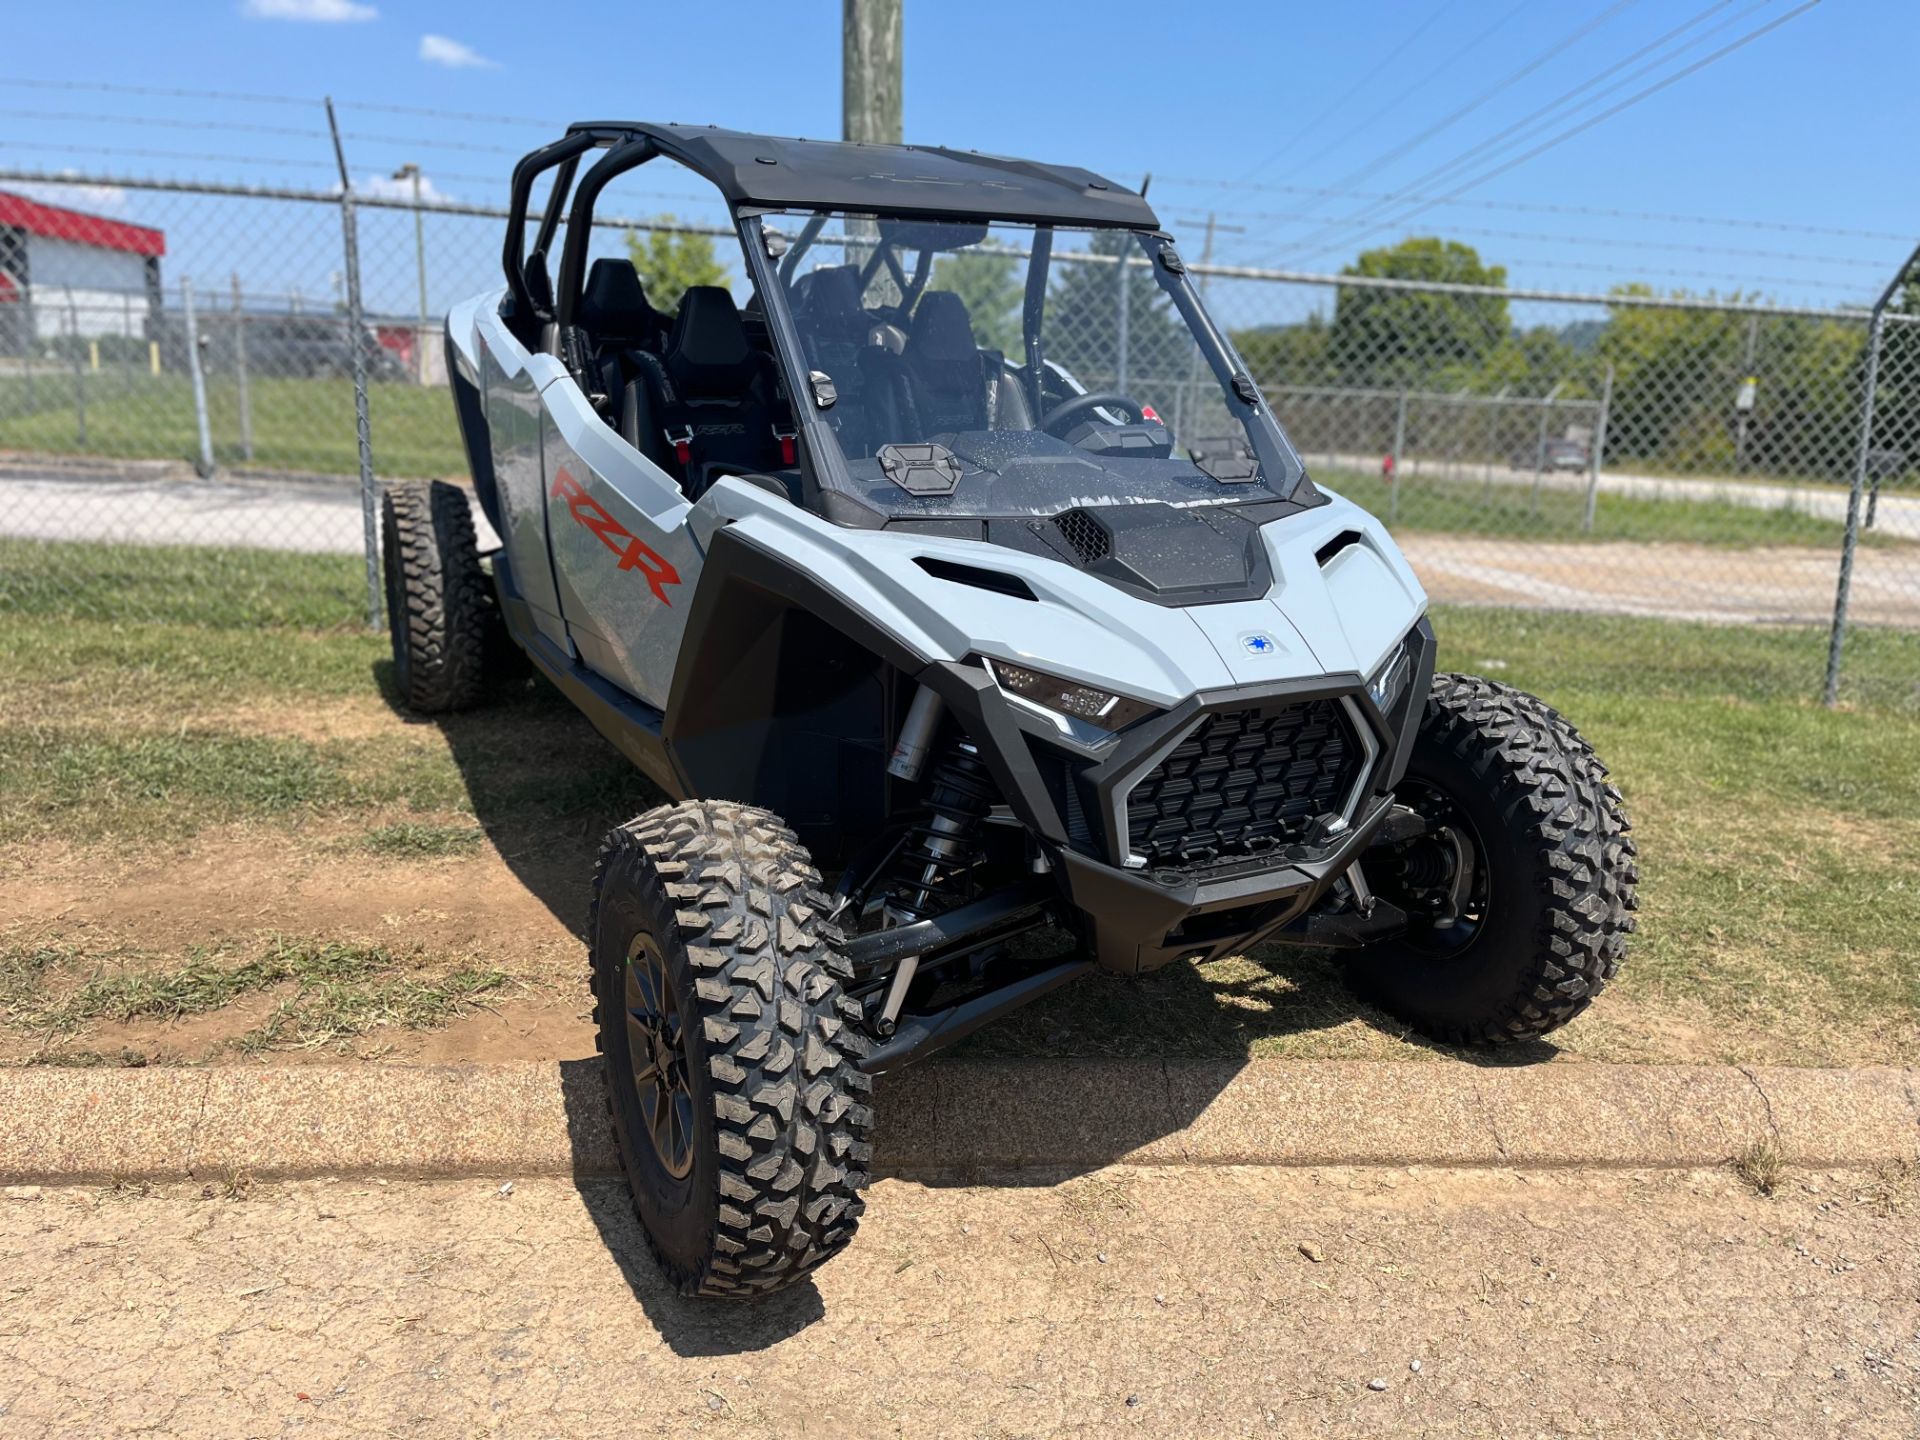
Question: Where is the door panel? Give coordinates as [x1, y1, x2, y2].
[476, 310, 569, 649]
[539, 375, 703, 711]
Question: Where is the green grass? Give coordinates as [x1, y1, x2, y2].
[0, 373, 464, 479]
[3, 542, 1919, 1065]
[1318, 466, 1903, 549]
[356, 820, 487, 859]
[0, 537, 366, 626]
[1, 934, 508, 1054]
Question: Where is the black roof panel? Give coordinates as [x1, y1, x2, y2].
[565, 122, 1160, 229]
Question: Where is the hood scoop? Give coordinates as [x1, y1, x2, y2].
[1033, 502, 1271, 607]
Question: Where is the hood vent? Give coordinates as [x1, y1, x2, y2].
[1051, 508, 1112, 566]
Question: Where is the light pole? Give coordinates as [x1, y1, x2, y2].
[393, 163, 429, 384]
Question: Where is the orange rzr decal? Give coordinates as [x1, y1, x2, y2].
[549, 467, 681, 605]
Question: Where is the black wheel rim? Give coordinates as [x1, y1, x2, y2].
[1378, 777, 1492, 956]
[624, 933, 695, 1179]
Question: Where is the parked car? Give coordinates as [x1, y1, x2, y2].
[242, 314, 407, 381]
[1512, 438, 1590, 472]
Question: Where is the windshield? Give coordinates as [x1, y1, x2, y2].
[767, 214, 1304, 521]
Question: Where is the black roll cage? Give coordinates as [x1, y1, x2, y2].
[498, 123, 1304, 502]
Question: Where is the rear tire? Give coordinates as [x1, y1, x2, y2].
[1349, 674, 1637, 1045]
[590, 800, 874, 1298]
[381, 480, 488, 713]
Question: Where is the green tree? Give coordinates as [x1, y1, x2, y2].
[930, 247, 1023, 354]
[624, 216, 730, 311]
[1042, 230, 1187, 394]
[1330, 237, 1509, 385]
[1233, 314, 1336, 389]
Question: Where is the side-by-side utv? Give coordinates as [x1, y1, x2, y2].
[382, 122, 1637, 1298]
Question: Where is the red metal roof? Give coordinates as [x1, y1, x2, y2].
[0, 191, 165, 258]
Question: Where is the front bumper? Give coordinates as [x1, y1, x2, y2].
[924, 618, 1436, 975]
[1055, 789, 1399, 973]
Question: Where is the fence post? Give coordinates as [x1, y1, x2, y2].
[1115, 250, 1132, 394]
[1823, 312, 1886, 707]
[1389, 385, 1408, 526]
[328, 97, 383, 632]
[231, 273, 254, 463]
[1528, 382, 1563, 515]
[181, 278, 215, 478]
[64, 289, 86, 447]
[1581, 362, 1614, 534]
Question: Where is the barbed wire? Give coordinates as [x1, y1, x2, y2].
[1205, 213, 1893, 270]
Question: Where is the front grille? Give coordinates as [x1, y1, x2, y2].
[1126, 699, 1362, 869]
[1052, 508, 1111, 565]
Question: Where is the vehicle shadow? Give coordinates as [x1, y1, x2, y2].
[372, 658, 664, 940]
[552, 1059, 828, 1355]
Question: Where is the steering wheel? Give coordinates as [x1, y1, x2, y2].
[1039, 391, 1146, 437]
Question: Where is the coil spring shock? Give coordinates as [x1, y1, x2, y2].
[885, 738, 995, 922]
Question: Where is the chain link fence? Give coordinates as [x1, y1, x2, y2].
[1, 167, 1914, 705]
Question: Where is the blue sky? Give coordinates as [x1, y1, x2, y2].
[2, 0, 1914, 315]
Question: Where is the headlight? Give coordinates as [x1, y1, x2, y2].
[1367, 640, 1413, 714]
[982, 657, 1155, 735]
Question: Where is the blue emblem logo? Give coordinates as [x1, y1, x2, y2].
[1242, 633, 1277, 656]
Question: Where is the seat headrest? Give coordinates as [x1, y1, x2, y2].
[579, 259, 663, 344]
[796, 265, 867, 334]
[906, 292, 982, 393]
[666, 286, 756, 394]
[908, 292, 981, 364]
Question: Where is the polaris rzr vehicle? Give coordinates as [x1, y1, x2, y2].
[385, 123, 1637, 1299]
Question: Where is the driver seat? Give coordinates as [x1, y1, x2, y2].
[894, 292, 1031, 438]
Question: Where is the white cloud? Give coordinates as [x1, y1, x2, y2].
[14, 177, 130, 213]
[241, 0, 378, 21]
[357, 171, 459, 204]
[419, 33, 498, 68]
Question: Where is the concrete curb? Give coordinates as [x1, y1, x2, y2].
[1, 1059, 1914, 1185]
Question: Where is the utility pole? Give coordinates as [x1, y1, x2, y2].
[394, 163, 430, 384]
[842, 0, 903, 145]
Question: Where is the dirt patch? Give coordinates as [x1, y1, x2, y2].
[2, 826, 579, 960]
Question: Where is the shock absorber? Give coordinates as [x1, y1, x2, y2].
[885, 737, 995, 924]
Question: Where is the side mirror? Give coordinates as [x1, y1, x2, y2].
[809, 370, 838, 410]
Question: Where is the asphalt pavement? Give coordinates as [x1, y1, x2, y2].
[3, 1164, 1915, 1438]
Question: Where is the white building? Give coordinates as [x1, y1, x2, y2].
[0, 190, 165, 346]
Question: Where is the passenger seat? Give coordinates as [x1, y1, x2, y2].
[622, 286, 793, 495]
[578, 258, 671, 404]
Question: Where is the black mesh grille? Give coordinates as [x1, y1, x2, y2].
[1052, 508, 1111, 565]
[1126, 699, 1362, 869]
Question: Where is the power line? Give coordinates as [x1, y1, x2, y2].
[1313, 0, 1645, 201]
[1254, 0, 1531, 189]
[0, 106, 328, 139]
[0, 76, 564, 129]
[1273, 0, 1764, 262]
[0, 76, 316, 107]
[1237, 0, 1455, 181]
[1284, 0, 1826, 267]
[1151, 174, 1914, 244]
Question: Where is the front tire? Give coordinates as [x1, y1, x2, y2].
[1350, 674, 1638, 1045]
[590, 801, 874, 1298]
[381, 480, 488, 713]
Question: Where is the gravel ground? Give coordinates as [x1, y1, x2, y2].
[2, 1163, 1915, 1438]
